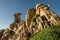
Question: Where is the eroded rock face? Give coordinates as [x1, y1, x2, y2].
[26, 8, 36, 31]
[10, 13, 21, 31]
[1, 29, 15, 40]
[0, 4, 60, 40]
[29, 4, 60, 34]
[14, 12, 21, 23]
[9, 13, 29, 40]
[0, 29, 5, 40]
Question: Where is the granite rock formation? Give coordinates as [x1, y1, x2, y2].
[28, 4, 60, 34]
[0, 4, 60, 40]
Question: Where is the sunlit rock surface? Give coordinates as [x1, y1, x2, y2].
[0, 4, 60, 40]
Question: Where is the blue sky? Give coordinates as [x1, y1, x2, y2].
[0, 0, 60, 29]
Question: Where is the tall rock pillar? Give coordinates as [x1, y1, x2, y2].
[26, 8, 36, 31]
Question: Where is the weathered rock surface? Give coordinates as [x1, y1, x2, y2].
[0, 4, 60, 40]
[26, 8, 36, 31]
[29, 4, 60, 34]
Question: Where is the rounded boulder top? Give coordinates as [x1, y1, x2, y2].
[14, 12, 21, 17]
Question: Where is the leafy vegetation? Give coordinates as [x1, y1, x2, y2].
[29, 25, 60, 40]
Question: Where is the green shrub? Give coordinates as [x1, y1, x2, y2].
[29, 25, 60, 40]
